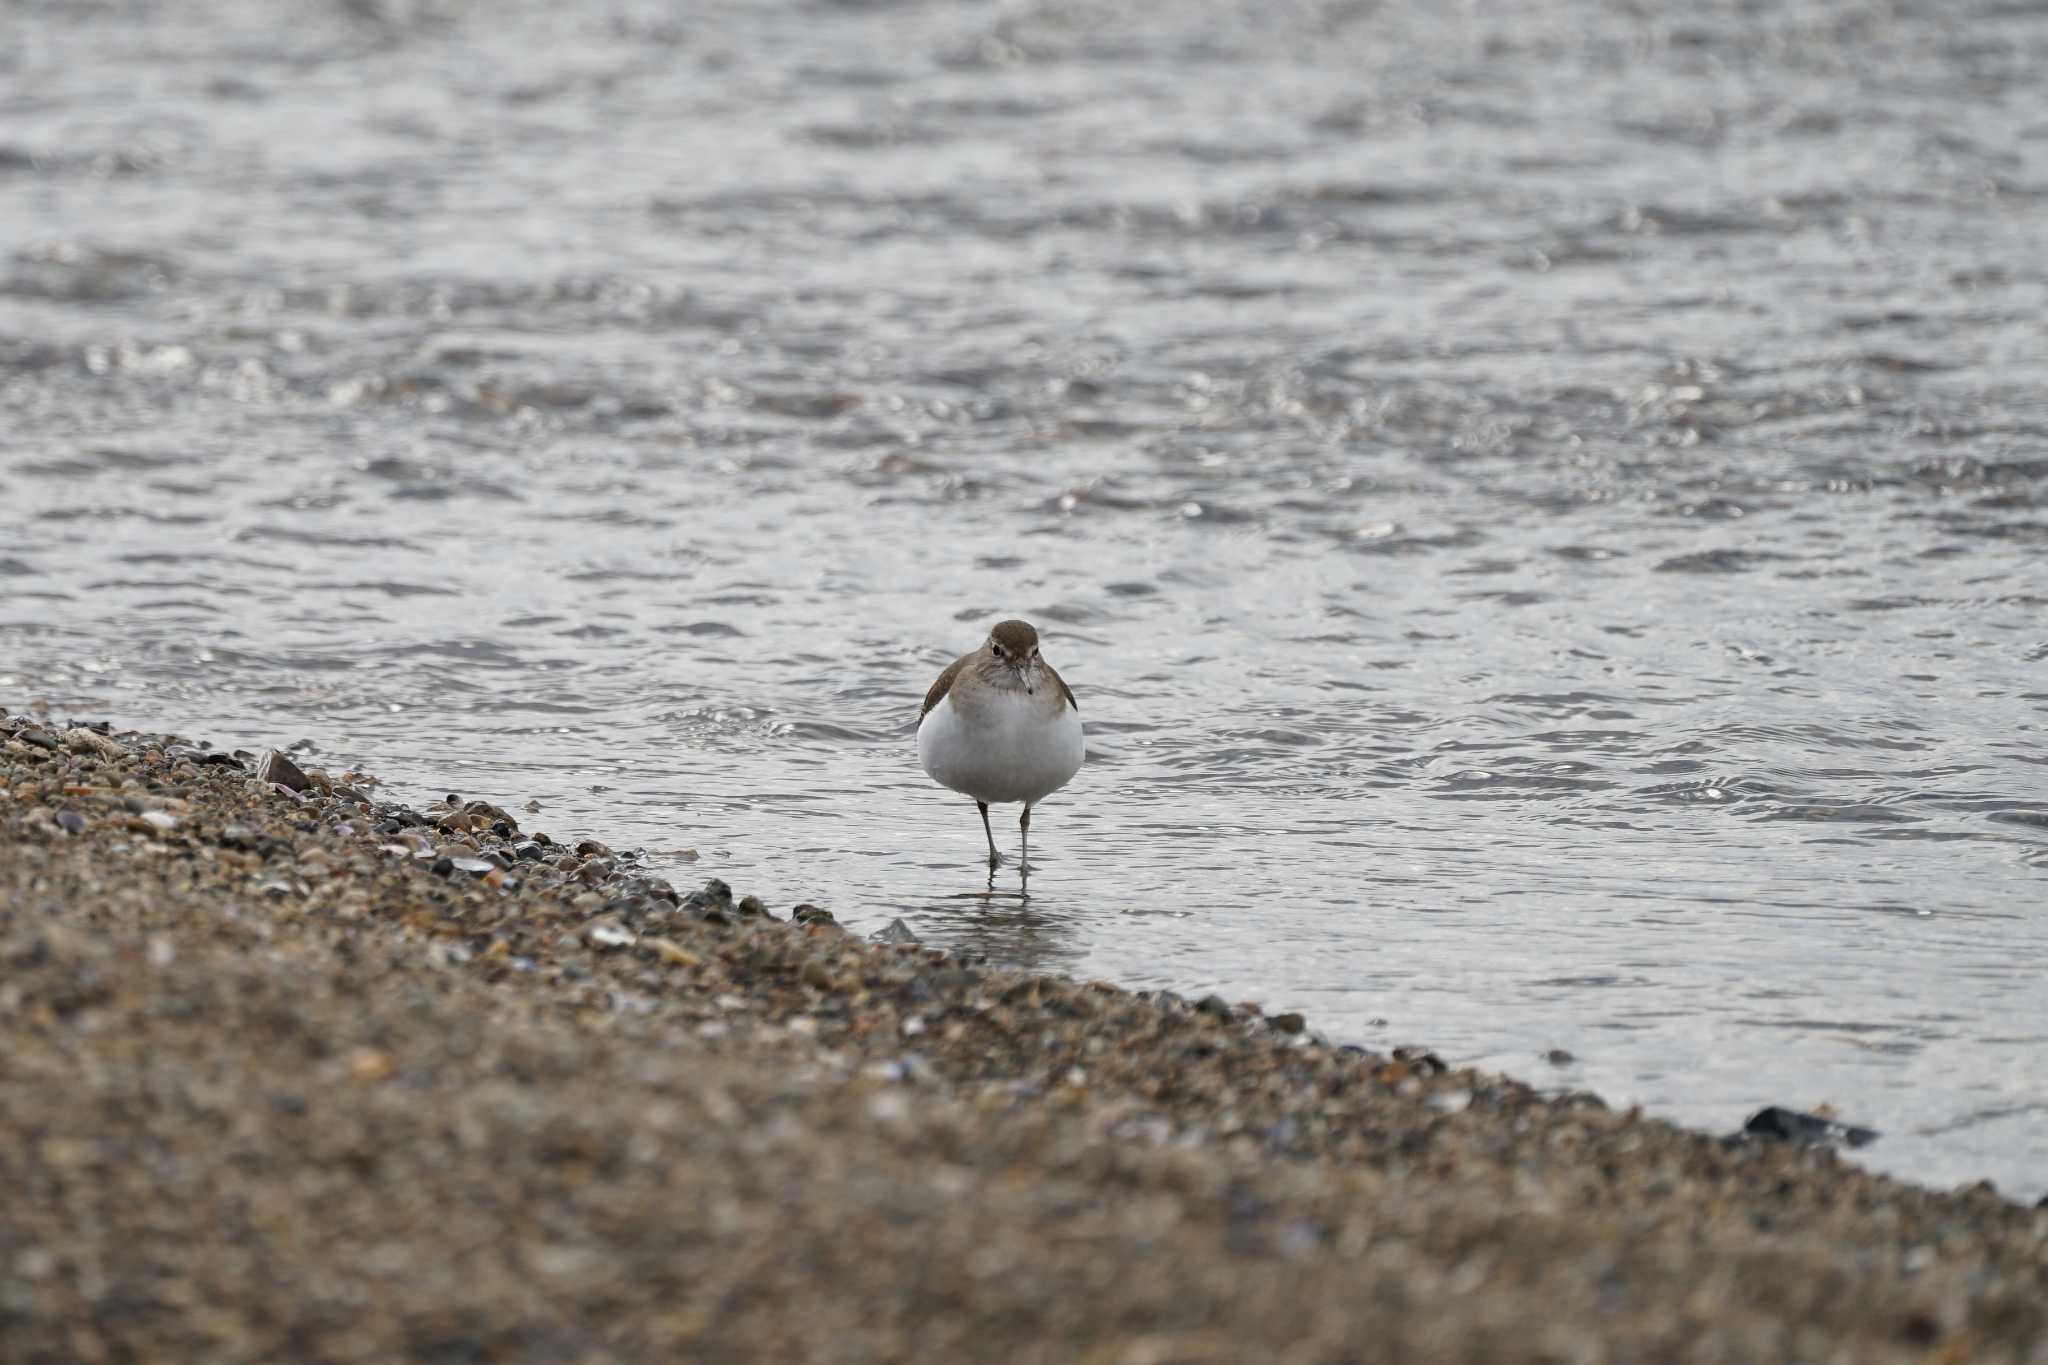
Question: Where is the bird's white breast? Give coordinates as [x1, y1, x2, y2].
[917, 687, 1083, 805]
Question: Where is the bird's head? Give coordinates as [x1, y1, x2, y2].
[985, 619, 1044, 694]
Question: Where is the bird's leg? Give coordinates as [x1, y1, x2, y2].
[1019, 803, 1032, 876]
[978, 801, 1003, 870]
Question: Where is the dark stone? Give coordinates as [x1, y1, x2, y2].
[792, 904, 835, 926]
[256, 749, 311, 792]
[1545, 1048, 1576, 1066]
[17, 727, 60, 752]
[1393, 1047, 1449, 1077]
[1741, 1106, 1878, 1149]
[429, 856, 456, 878]
[684, 879, 735, 915]
[1269, 1012, 1307, 1035]
[868, 918, 919, 945]
[736, 895, 766, 917]
[54, 809, 86, 834]
[575, 839, 613, 859]
[511, 841, 545, 862]
[168, 745, 243, 768]
[1196, 994, 1234, 1019]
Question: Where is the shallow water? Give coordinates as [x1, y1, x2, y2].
[5, 0, 2047, 1197]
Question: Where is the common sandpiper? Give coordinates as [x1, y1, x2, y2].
[917, 619, 1084, 880]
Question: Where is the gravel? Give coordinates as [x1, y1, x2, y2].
[3, 712, 2046, 1363]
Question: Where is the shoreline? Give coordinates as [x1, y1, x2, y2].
[4, 711, 2045, 1362]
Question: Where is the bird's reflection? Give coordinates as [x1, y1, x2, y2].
[905, 876, 1086, 976]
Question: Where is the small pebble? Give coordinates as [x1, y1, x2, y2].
[585, 921, 636, 949]
[646, 939, 700, 968]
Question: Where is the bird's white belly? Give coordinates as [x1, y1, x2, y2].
[918, 690, 1083, 805]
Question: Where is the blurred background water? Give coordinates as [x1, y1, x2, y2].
[4, 0, 2046, 1197]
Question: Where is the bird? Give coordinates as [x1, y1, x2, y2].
[917, 619, 1084, 878]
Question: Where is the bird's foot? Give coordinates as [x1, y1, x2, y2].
[986, 850, 1006, 870]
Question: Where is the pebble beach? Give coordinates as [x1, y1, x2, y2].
[4, 710, 2045, 1364]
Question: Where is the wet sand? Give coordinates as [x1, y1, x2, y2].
[3, 712, 2045, 1364]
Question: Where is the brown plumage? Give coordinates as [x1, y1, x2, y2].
[921, 619, 1077, 720]
[989, 620, 1039, 655]
[919, 655, 967, 720]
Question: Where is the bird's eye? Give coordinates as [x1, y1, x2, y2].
[991, 645, 1003, 658]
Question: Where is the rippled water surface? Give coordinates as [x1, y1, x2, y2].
[5, 0, 2047, 1196]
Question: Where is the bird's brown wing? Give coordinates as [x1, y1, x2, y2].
[1046, 662, 1078, 713]
[920, 653, 969, 720]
